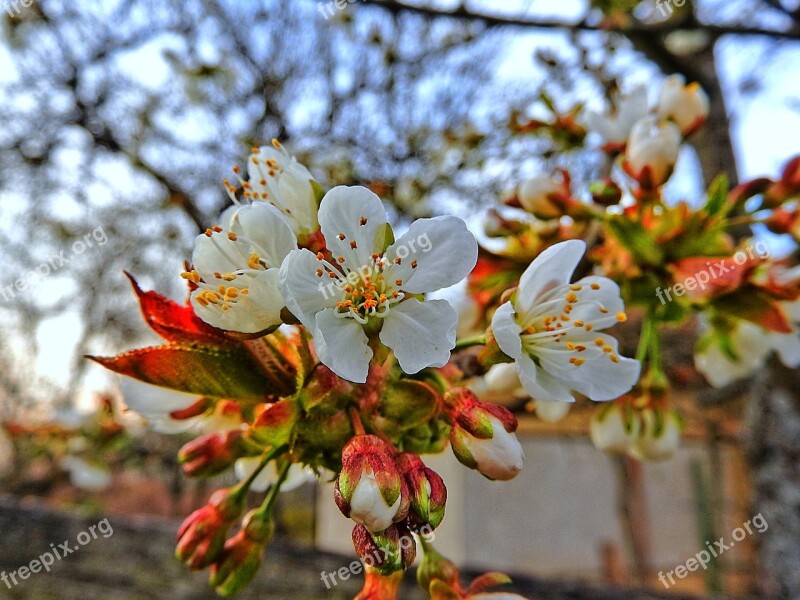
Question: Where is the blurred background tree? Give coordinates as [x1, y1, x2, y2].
[1, 0, 799, 595]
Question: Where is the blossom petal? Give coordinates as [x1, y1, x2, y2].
[516, 352, 576, 403]
[384, 216, 478, 294]
[192, 230, 244, 275]
[492, 302, 525, 361]
[247, 145, 318, 235]
[695, 322, 771, 387]
[313, 308, 373, 383]
[318, 186, 388, 268]
[191, 268, 285, 333]
[279, 249, 338, 330]
[771, 331, 800, 368]
[536, 332, 640, 400]
[492, 303, 575, 401]
[568, 275, 627, 330]
[120, 378, 198, 417]
[227, 203, 297, 267]
[379, 299, 457, 373]
[516, 240, 585, 314]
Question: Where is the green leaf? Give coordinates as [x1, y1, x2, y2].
[607, 218, 664, 266]
[703, 174, 730, 216]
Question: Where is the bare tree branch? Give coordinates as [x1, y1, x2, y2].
[363, 0, 800, 41]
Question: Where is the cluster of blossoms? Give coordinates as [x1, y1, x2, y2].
[474, 74, 800, 459]
[95, 140, 638, 598]
[91, 74, 800, 598]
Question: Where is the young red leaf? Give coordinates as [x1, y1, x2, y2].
[89, 344, 280, 401]
[125, 272, 229, 345]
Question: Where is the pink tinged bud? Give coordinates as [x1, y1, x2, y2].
[396, 453, 447, 530]
[209, 509, 274, 596]
[176, 488, 243, 570]
[447, 391, 524, 480]
[624, 117, 681, 189]
[352, 523, 417, 576]
[208, 530, 263, 597]
[335, 435, 407, 532]
[178, 430, 246, 477]
[342, 465, 404, 532]
[629, 409, 682, 461]
[590, 404, 640, 454]
[249, 398, 298, 447]
[452, 415, 525, 481]
[657, 76, 709, 135]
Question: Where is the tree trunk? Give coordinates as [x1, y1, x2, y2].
[745, 362, 800, 599]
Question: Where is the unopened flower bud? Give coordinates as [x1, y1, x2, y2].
[249, 398, 299, 448]
[209, 509, 273, 597]
[352, 523, 416, 576]
[447, 389, 524, 481]
[335, 435, 408, 532]
[176, 488, 243, 570]
[589, 178, 623, 207]
[517, 170, 588, 220]
[517, 174, 564, 219]
[766, 208, 800, 241]
[630, 408, 682, 461]
[590, 403, 640, 454]
[178, 430, 248, 477]
[396, 453, 447, 530]
[657, 75, 709, 135]
[624, 117, 681, 189]
[729, 177, 774, 208]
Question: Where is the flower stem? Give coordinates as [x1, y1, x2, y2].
[232, 445, 286, 500]
[260, 461, 291, 516]
[454, 336, 486, 350]
[635, 318, 654, 364]
[349, 406, 367, 436]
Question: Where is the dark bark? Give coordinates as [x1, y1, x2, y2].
[746, 362, 800, 599]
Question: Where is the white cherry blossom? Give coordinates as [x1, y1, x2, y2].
[120, 379, 242, 434]
[656, 75, 709, 135]
[624, 116, 681, 188]
[231, 141, 320, 237]
[279, 186, 478, 383]
[695, 305, 800, 388]
[491, 240, 640, 403]
[186, 202, 297, 334]
[584, 85, 649, 148]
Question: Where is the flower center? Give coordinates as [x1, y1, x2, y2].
[315, 252, 405, 324]
[518, 282, 626, 366]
